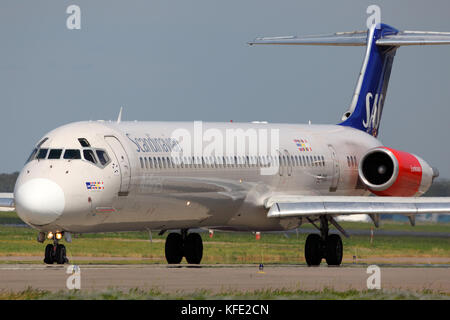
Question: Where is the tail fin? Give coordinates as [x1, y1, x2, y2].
[339, 24, 398, 137]
[249, 23, 450, 137]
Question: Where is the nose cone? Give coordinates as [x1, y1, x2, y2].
[15, 178, 65, 225]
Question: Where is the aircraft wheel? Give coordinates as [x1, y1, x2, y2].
[325, 234, 343, 266]
[165, 233, 184, 264]
[44, 244, 54, 264]
[55, 244, 68, 264]
[305, 234, 322, 266]
[184, 233, 203, 264]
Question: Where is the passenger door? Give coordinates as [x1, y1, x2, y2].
[105, 136, 131, 195]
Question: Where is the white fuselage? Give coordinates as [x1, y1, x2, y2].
[14, 121, 382, 233]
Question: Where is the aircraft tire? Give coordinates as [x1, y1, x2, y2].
[44, 244, 54, 264]
[325, 234, 343, 266]
[184, 233, 203, 264]
[305, 234, 322, 266]
[55, 244, 67, 264]
[165, 233, 184, 264]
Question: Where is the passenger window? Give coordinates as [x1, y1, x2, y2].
[36, 148, 49, 159]
[144, 157, 149, 169]
[140, 157, 144, 169]
[83, 150, 97, 164]
[64, 149, 81, 160]
[48, 149, 63, 159]
[157, 157, 162, 169]
[96, 150, 110, 166]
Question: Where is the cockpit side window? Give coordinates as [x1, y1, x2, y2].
[48, 149, 63, 159]
[36, 148, 49, 159]
[26, 138, 49, 163]
[83, 149, 97, 164]
[26, 148, 38, 163]
[63, 149, 81, 159]
[96, 150, 110, 166]
[78, 138, 90, 147]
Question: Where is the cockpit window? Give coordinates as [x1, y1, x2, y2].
[25, 138, 49, 163]
[36, 148, 49, 159]
[83, 149, 97, 164]
[78, 138, 90, 147]
[26, 148, 38, 163]
[48, 149, 63, 159]
[96, 150, 110, 166]
[63, 149, 81, 159]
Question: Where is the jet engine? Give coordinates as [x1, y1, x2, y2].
[358, 147, 438, 197]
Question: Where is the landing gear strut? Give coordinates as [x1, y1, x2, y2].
[305, 216, 343, 266]
[165, 229, 203, 264]
[43, 233, 69, 265]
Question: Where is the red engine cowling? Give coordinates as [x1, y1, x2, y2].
[358, 147, 438, 196]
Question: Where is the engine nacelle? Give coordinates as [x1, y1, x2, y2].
[358, 147, 437, 197]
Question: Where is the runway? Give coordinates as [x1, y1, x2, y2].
[0, 264, 449, 293]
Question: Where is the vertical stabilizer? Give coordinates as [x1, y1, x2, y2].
[339, 24, 399, 137]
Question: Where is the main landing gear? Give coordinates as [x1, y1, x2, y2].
[165, 229, 203, 264]
[304, 216, 344, 266]
[42, 232, 69, 265]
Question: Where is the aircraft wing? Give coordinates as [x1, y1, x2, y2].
[265, 196, 450, 220]
[0, 193, 15, 212]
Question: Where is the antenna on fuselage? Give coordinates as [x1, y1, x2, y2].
[117, 107, 123, 123]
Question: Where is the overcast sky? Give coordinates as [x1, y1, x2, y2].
[1, 0, 450, 177]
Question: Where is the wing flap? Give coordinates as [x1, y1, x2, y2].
[266, 196, 450, 219]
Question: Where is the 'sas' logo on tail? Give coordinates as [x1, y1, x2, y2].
[363, 92, 383, 135]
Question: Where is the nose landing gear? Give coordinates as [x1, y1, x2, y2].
[43, 232, 69, 265]
[164, 229, 203, 264]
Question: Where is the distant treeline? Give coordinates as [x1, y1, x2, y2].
[424, 178, 450, 197]
[0, 171, 449, 195]
[0, 172, 19, 193]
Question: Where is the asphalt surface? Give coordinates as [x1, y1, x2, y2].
[0, 264, 448, 293]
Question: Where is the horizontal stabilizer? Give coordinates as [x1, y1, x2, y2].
[377, 31, 450, 46]
[249, 31, 367, 46]
[249, 29, 450, 47]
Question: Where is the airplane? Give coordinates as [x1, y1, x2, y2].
[3, 23, 450, 266]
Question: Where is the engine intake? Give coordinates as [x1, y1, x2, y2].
[358, 147, 434, 197]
